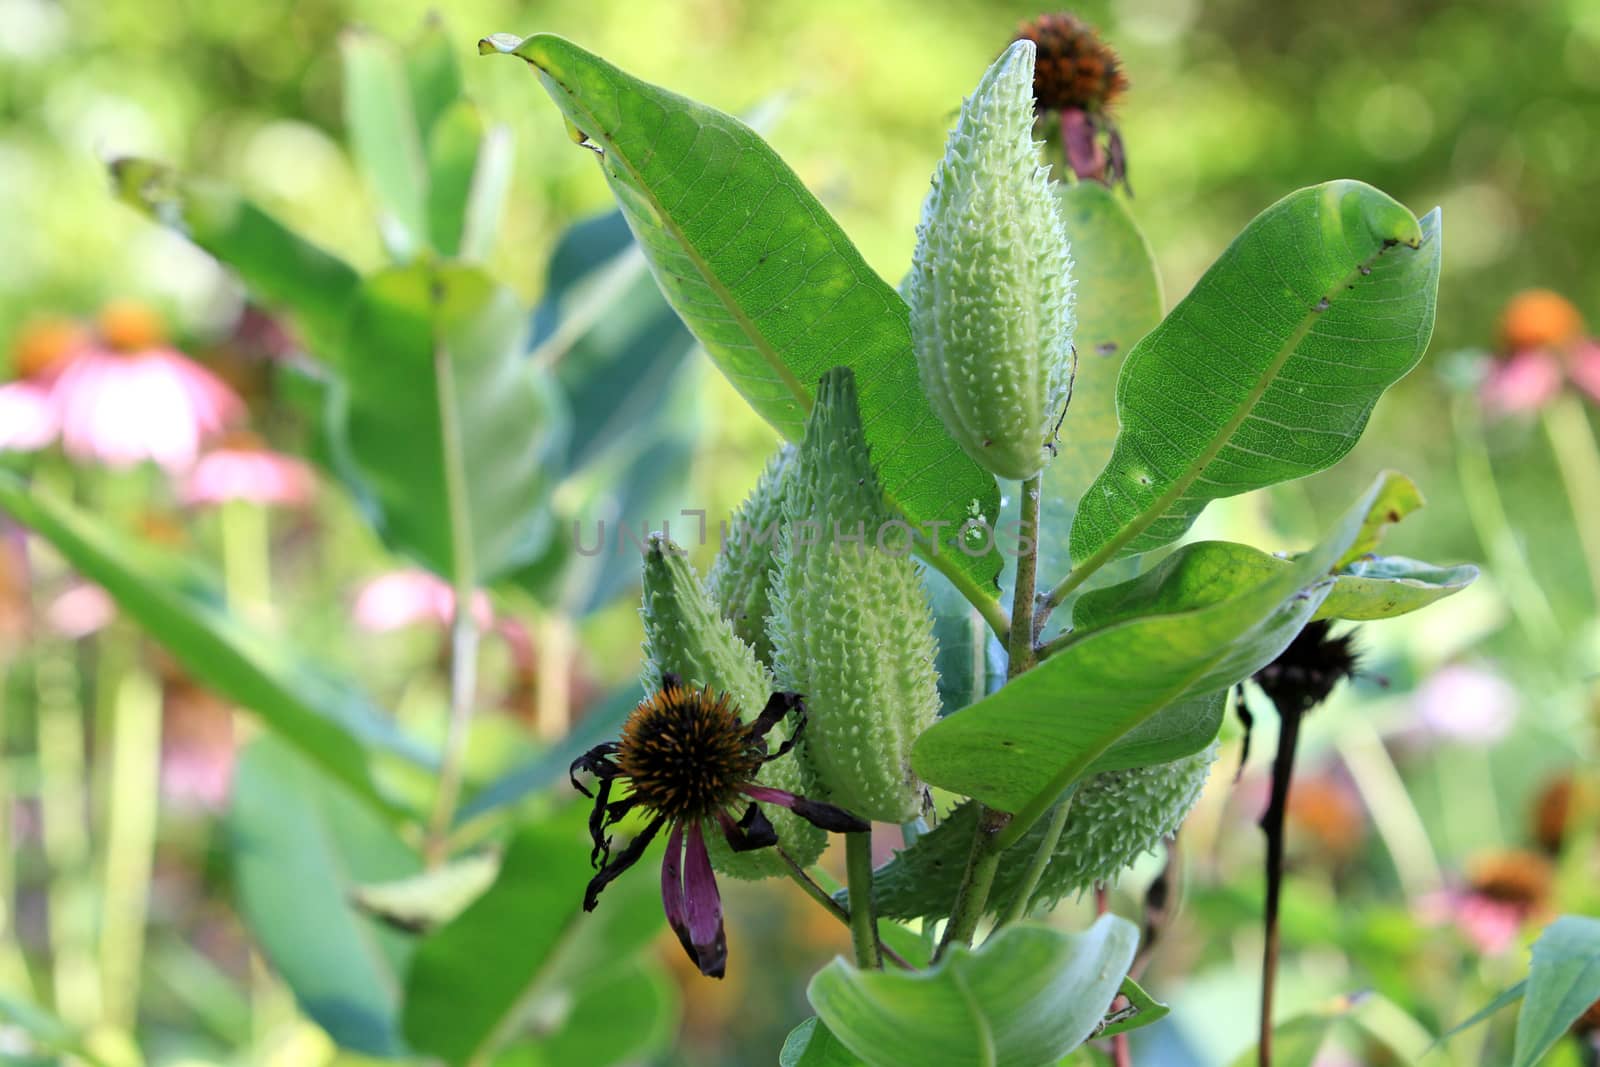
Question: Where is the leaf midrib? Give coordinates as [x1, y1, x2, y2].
[1065, 238, 1408, 595]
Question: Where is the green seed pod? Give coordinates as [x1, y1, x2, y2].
[906, 39, 1076, 482]
[639, 534, 826, 878]
[770, 368, 940, 824]
[706, 446, 793, 667]
[869, 744, 1219, 920]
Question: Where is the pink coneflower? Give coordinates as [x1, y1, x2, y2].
[183, 436, 315, 508]
[1416, 850, 1552, 956]
[1480, 349, 1565, 416]
[352, 569, 493, 632]
[50, 301, 243, 473]
[45, 581, 116, 639]
[1412, 662, 1517, 745]
[0, 381, 58, 453]
[1569, 340, 1600, 404]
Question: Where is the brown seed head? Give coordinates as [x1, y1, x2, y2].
[1015, 13, 1129, 113]
[1467, 849, 1553, 912]
[616, 684, 762, 821]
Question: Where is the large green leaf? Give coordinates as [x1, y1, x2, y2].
[1513, 915, 1600, 1067]
[531, 210, 699, 473]
[497, 962, 679, 1067]
[808, 917, 1137, 1067]
[912, 473, 1403, 834]
[336, 264, 565, 585]
[482, 33, 1004, 602]
[1069, 183, 1441, 574]
[230, 738, 418, 1056]
[425, 100, 513, 262]
[782, 1018, 869, 1067]
[0, 476, 416, 813]
[1074, 542, 1475, 631]
[341, 29, 429, 259]
[401, 812, 662, 1065]
[1040, 182, 1163, 585]
[110, 159, 359, 356]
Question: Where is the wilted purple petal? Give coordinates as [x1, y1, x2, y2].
[683, 821, 728, 978]
[717, 805, 777, 852]
[741, 785, 870, 833]
[583, 815, 664, 912]
[660, 821, 697, 966]
[1061, 109, 1106, 184]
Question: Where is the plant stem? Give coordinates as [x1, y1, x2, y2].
[219, 500, 272, 621]
[1334, 720, 1442, 899]
[1257, 701, 1308, 1067]
[1541, 392, 1600, 615]
[1010, 474, 1042, 673]
[1453, 395, 1563, 651]
[998, 789, 1073, 928]
[937, 475, 1044, 957]
[0, 657, 36, 998]
[844, 831, 881, 969]
[776, 849, 912, 969]
[424, 335, 482, 868]
[98, 665, 161, 1030]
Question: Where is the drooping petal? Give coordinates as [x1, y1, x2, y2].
[683, 821, 728, 978]
[1061, 108, 1106, 184]
[741, 785, 870, 834]
[749, 690, 802, 742]
[660, 821, 697, 967]
[717, 805, 778, 852]
[583, 815, 664, 912]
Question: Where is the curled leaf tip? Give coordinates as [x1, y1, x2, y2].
[477, 33, 523, 56]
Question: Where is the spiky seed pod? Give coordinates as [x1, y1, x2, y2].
[1015, 13, 1129, 114]
[868, 744, 1219, 921]
[706, 447, 793, 666]
[640, 535, 826, 878]
[907, 40, 1076, 482]
[769, 368, 940, 824]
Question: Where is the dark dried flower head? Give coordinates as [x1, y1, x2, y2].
[570, 674, 868, 978]
[1253, 621, 1361, 715]
[1467, 849, 1552, 911]
[1015, 13, 1128, 114]
[616, 686, 762, 821]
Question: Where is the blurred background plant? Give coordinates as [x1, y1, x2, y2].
[0, 1, 1598, 1065]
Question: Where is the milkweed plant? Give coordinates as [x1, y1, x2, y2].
[0, 11, 1491, 1067]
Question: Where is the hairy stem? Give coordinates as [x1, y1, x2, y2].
[939, 475, 1042, 955]
[845, 831, 882, 969]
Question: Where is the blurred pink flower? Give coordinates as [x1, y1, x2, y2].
[1569, 340, 1600, 404]
[352, 569, 492, 632]
[161, 681, 235, 812]
[50, 345, 243, 472]
[1480, 349, 1564, 416]
[0, 381, 58, 453]
[1413, 663, 1517, 744]
[183, 446, 315, 508]
[1416, 850, 1551, 957]
[1416, 889, 1526, 956]
[45, 581, 115, 638]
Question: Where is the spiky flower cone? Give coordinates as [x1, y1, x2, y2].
[769, 368, 940, 824]
[640, 535, 825, 878]
[707, 447, 793, 667]
[906, 39, 1076, 481]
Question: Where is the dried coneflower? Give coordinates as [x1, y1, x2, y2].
[1013, 12, 1130, 188]
[570, 674, 867, 978]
